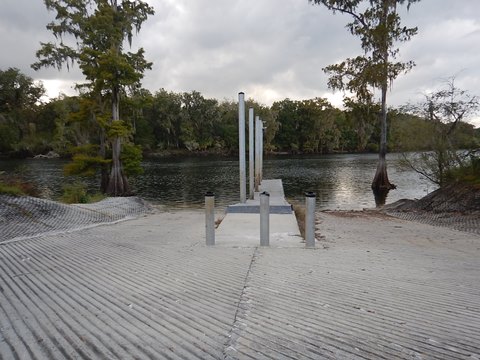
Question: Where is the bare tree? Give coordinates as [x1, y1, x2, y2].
[402, 78, 479, 186]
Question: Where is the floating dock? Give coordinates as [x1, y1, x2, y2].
[226, 179, 293, 214]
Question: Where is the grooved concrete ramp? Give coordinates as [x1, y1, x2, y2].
[1, 209, 479, 359]
[0, 212, 254, 359]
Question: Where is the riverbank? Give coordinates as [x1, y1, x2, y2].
[381, 183, 480, 235]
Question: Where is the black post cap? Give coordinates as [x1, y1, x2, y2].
[261, 191, 270, 197]
[205, 191, 215, 197]
[305, 191, 316, 198]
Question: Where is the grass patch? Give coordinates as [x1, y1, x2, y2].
[0, 182, 25, 196]
[0, 173, 39, 197]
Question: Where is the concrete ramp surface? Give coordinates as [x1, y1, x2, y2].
[0, 210, 479, 359]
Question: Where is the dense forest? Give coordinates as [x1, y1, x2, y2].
[1, 68, 478, 160]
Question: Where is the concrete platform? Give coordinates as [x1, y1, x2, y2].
[226, 179, 293, 214]
[219, 179, 302, 247]
[215, 213, 303, 248]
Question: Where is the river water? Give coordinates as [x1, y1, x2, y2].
[0, 153, 436, 210]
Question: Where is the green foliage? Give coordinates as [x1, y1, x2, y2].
[60, 181, 106, 204]
[388, 111, 432, 151]
[0, 182, 25, 196]
[216, 100, 238, 152]
[107, 120, 131, 138]
[64, 154, 111, 176]
[0, 121, 19, 153]
[61, 182, 89, 204]
[343, 97, 379, 151]
[64, 144, 110, 176]
[0, 68, 45, 113]
[272, 97, 343, 153]
[180, 91, 221, 151]
[445, 154, 480, 186]
[0, 68, 45, 154]
[2, 82, 479, 160]
[366, 142, 379, 153]
[121, 143, 143, 176]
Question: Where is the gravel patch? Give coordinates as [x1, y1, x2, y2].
[0, 195, 153, 242]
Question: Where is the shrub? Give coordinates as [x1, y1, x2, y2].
[445, 155, 480, 186]
[61, 182, 89, 204]
[60, 182, 106, 204]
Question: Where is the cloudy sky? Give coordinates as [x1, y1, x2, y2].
[1, 0, 479, 125]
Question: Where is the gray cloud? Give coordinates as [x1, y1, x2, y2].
[1, 0, 479, 125]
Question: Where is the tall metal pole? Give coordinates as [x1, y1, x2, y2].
[248, 108, 255, 199]
[260, 121, 264, 183]
[260, 191, 270, 246]
[305, 192, 316, 248]
[238, 92, 246, 203]
[254, 116, 261, 192]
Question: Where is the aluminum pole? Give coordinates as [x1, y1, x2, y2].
[248, 107, 255, 199]
[254, 116, 261, 192]
[238, 92, 246, 203]
[260, 121, 264, 183]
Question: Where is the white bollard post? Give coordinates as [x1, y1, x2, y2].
[249, 107, 255, 199]
[305, 192, 316, 248]
[260, 191, 270, 246]
[205, 192, 215, 246]
[238, 92, 246, 203]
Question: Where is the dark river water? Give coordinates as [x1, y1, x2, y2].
[0, 153, 436, 210]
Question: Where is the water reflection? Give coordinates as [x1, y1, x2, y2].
[373, 188, 390, 207]
[0, 153, 435, 211]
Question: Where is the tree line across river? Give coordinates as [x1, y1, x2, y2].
[1, 68, 478, 161]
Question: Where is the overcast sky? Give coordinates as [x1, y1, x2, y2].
[1, 0, 479, 126]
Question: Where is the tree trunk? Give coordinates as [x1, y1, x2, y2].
[99, 126, 109, 193]
[106, 85, 130, 196]
[372, 84, 395, 191]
